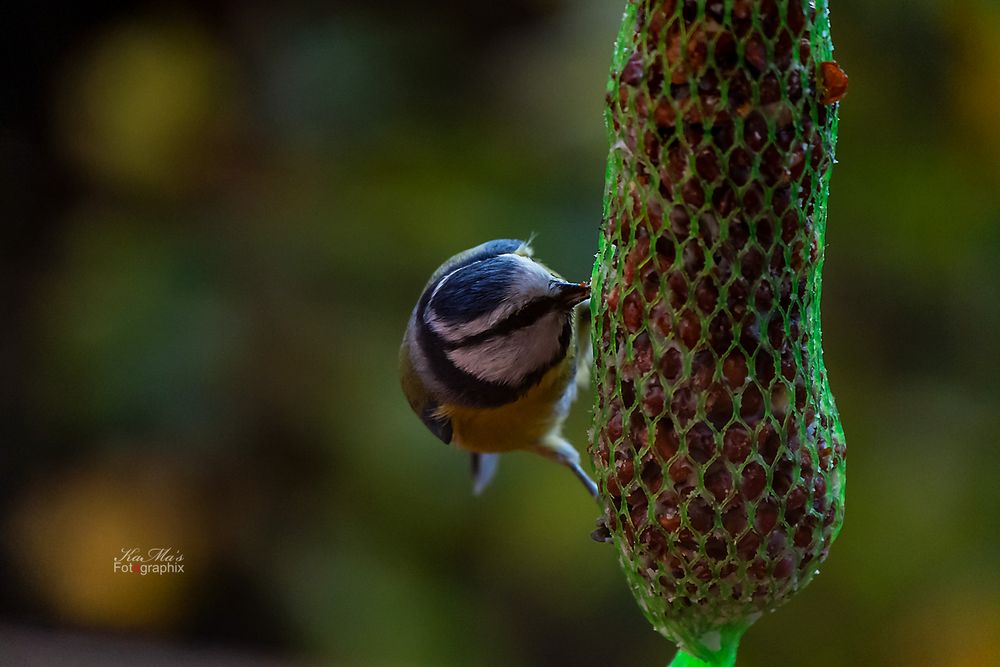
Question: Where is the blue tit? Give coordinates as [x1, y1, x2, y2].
[400, 239, 598, 497]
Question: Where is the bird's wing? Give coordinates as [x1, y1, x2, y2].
[420, 403, 453, 444]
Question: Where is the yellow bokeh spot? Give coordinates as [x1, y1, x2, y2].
[952, 1, 1000, 171]
[895, 588, 1000, 667]
[6, 456, 210, 630]
[56, 17, 236, 193]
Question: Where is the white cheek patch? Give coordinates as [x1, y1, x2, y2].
[446, 311, 565, 384]
[424, 253, 555, 344]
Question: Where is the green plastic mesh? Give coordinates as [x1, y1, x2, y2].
[589, 1, 847, 663]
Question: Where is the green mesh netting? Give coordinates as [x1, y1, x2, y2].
[589, 1, 847, 665]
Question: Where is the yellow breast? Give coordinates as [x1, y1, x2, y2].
[441, 359, 574, 454]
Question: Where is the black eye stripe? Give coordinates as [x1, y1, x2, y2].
[445, 296, 561, 350]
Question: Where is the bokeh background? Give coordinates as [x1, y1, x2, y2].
[3, 1, 999, 665]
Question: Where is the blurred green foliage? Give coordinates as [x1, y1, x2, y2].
[2, 1, 999, 665]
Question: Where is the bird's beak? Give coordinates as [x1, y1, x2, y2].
[553, 280, 591, 308]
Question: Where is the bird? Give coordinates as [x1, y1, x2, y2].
[400, 239, 598, 497]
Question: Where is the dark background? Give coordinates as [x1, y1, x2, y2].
[2, 1, 999, 665]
